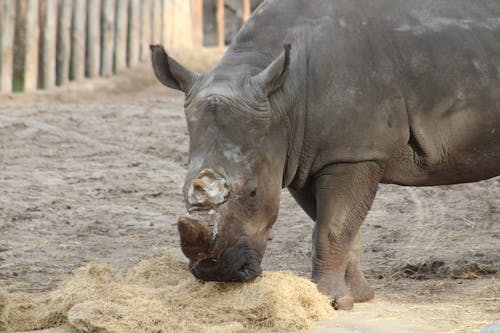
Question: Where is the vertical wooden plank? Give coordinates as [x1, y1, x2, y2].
[242, 0, 250, 23]
[173, 0, 192, 49]
[57, 0, 73, 85]
[140, 0, 151, 61]
[24, 0, 40, 91]
[151, 0, 161, 44]
[101, 0, 115, 76]
[191, 0, 203, 47]
[216, 0, 224, 48]
[86, 0, 100, 78]
[114, 0, 127, 72]
[42, 0, 57, 89]
[71, 0, 86, 81]
[0, 0, 16, 93]
[161, 0, 168, 48]
[128, 0, 140, 67]
[162, 0, 172, 49]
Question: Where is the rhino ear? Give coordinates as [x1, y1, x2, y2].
[252, 43, 291, 96]
[150, 45, 200, 92]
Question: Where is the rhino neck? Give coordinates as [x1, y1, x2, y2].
[268, 50, 307, 189]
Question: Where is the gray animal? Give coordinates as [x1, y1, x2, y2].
[151, 0, 500, 309]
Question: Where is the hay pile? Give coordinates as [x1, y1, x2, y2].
[0, 254, 335, 332]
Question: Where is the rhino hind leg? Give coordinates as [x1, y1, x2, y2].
[346, 233, 375, 303]
[311, 162, 381, 310]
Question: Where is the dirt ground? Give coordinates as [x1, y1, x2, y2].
[0, 60, 498, 333]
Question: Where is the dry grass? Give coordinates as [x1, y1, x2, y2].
[0, 254, 335, 333]
[391, 259, 497, 280]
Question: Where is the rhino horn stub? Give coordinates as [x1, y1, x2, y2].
[177, 216, 213, 261]
[177, 211, 226, 261]
[188, 169, 229, 207]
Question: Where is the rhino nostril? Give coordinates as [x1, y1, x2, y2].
[238, 262, 261, 281]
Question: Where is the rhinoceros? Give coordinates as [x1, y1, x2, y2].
[151, 0, 500, 309]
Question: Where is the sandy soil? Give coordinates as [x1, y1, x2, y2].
[0, 63, 498, 333]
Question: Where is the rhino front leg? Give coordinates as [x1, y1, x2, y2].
[312, 162, 381, 310]
[289, 186, 375, 304]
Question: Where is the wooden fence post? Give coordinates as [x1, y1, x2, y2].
[172, 0, 193, 49]
[3, 0, 208, 93]
[114, 0, 128, 72]
[42, 0, 57, 89]
[71, 0, 86, 81]
[128, 0, 140, 67]
[162, 0, 172, 49]
[216, 0, 224, 48]
[101, 0, 115, 76]
[0, 0, 16, 93]
[57, 0, 73, 85]
[191, 0, 203, 48]
[24, 0, 40, 91]
[140, 0, 151, 61]
[242, 0, 250, 23]
[152, 0, 161, 44]
[86, 0, 100, 77]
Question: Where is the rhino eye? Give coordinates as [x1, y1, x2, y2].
[248, 190, 257, 208]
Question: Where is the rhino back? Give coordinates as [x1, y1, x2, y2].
[223, 0, 500, 186]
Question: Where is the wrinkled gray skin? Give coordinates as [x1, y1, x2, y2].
[151, 0, 500, 310]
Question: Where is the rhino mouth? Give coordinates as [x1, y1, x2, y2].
[188, 241, 262, 282]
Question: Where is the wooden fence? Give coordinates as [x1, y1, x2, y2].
[0, 0, 251, 94]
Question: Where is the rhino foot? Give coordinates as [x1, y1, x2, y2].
[314, 271, 355, 310]
[346, 267, 375, 303]
[349, 280, 375, 303]
[332, 294, 354, 310]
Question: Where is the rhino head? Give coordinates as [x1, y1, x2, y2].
[151, 44, 291, 282]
